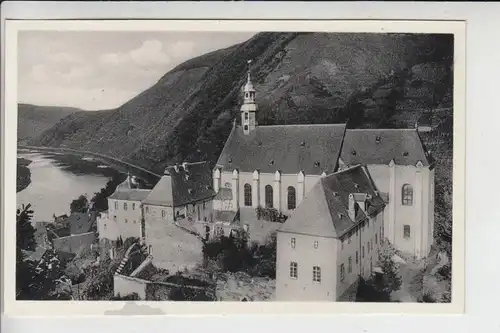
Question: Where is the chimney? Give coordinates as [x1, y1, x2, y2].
[348, 194, 356, 221]
[173, 165, 179, 173]
[182, 162, 188, 172]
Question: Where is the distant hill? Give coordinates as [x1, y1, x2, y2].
[18, 104, 81, 142]
[32, 32, 453, 174]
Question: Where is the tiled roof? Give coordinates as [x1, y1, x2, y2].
[108, 189, 151, 202]
[143, 161, 215, 207]
[340, 129, 431, 166]
[213, 210, 238, 223]
[214, 188, 233, 200]
[65, 212, 96, 235]
[216, 124, 347, 175]
[278, 165, 385, 238]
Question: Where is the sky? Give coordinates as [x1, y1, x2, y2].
[18, 31, 256, 111]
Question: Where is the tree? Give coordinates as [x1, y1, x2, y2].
[17, 204, 36, 252]
[81, 258, 120, 300]
[375, 244, 402, 296]
[70, 195, 89, 213]
[16, 204, 71, 300]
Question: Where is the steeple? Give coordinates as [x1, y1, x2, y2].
[241, 59, 257, 135]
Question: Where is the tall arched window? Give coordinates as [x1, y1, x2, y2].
[265, 185, 273, 208]
[244, 183, 252, 206]
[287, 186, 296, 210]
[124, 202, 128, 211]
[402, 184, 413, 206]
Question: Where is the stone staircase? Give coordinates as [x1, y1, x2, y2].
[115, 242, 148, 276]
[174, 217, 204, 242]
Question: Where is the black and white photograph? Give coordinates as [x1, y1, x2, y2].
[8, 20, 463, 307]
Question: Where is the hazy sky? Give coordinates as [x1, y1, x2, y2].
[18, 31, 256, 110]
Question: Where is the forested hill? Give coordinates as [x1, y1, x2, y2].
[18, 104, 81, 143]
[32, 32, 453, 175]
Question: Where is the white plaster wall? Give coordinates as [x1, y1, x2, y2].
[107, 199, 143, 240]
[220, 171, 321, 215]
[276, 231, 337, 301]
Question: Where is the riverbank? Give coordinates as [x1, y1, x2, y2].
[16, 157, 32, 193]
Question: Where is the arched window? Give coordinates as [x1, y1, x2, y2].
[402, 184, 413, 206]
[265, 185, 273, 208]
[244, 183, 252, 206]
[287, 186, 296, 210]
[245, 112, 249, 120]
[161, 210, 166, 218]
[124, 203, 127, 211]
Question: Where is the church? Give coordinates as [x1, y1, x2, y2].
[214, 64, 435, 300]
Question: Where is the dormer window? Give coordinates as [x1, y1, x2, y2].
[354, 183, 360, 190]
[351, 149, 357, 155]
[258, 141, 263, 146]
[333, 191, 339, 197]
[375, 136, 381, 143]
[228, 157, 232, 163]
[188, 189, 193, 195]
[300, 140, 306, 147]
[314, 161, 320, 168]
[269, 160, 274, 166]
[185, 174, 190, 181]
[403, 151, 409, 157]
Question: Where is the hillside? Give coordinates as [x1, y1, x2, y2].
[18, 104, 81, 142]
[32, 32, 453, 174]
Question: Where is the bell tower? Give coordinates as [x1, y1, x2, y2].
[241, 59, 257, 135]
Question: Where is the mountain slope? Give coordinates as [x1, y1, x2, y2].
[33, 32, 453, 174]
[17, 104, 81, 142]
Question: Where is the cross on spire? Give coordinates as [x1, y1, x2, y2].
[247, 59, 252, 82]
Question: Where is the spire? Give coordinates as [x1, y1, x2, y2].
[241, 59, 257, 135]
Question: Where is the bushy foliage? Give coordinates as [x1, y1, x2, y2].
[16, 204, 71, 300]
[202, 232, 276, 278]
[168, 286, 214, 301]
[111, 293, 140, 301]
[81, 258, 120, 300]
[70, 194, 89, 213]
[91, 173, 127, 212]
[255, 206, 288, 223]
[375, 244, 402, 296]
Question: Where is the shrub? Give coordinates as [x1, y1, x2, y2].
[255, 206, 287, 223]
[111, 293, 141, 300]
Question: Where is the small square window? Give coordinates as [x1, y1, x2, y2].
[290, 262, 298, 279]
[313, 240, 319, 249]
[313, 266, 321, 283]
[291, 237, 296, 249]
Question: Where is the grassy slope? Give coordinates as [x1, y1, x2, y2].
[17, 104, 80, 142]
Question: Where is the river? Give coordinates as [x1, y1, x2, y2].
[16, 153, 112, 223]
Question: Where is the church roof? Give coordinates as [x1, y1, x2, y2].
[108, 189, 151, 202]
[340, 129, 431, 166]
[216, 124, 347, 175]
[278, 165, 385, 238]
[109, 175, 151, 202]
[143, 161, 216, 207]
